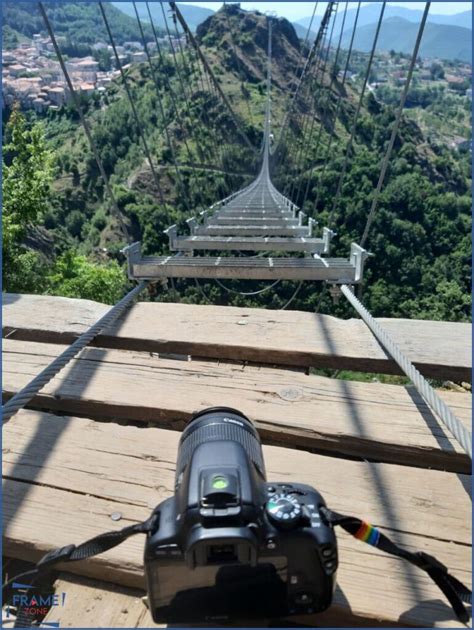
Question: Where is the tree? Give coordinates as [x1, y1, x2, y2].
[2, 107, 55, 291]
[47, 251, 127, 304]
[430, 62, 445, 81]
[93, 48, 112, 72]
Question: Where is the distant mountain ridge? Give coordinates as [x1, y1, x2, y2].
[296, 4, 472, 31]
[111, 2, 214, 32]
[294, 4, 472, 62]
[341, 16, 472, 63]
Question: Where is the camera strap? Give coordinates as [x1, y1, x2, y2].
[321, 506, 472, 624]
[3, 513, 159, 628]
[3, 508, 471, 625]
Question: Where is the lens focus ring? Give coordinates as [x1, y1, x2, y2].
[176, 409, 265, 481]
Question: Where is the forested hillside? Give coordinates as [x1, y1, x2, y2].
[2, 1, 158, 51]
[343, 17, 472, 64]
[2, 5, 471, 322]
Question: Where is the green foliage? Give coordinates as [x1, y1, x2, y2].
[47, 251, 127, 304]
[2, 9, 471, 324]
[2, 1, 157, 49]
[93, 48, 112, 72]
[2, 108, 55, 291]
[430, 62, 445, 81]
[2, 24, 19, 49]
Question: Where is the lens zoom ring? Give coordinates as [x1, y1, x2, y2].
[176, 422, 265, 479]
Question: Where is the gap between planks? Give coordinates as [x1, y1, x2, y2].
[2, 339, 471, 473]
[3, 294, 471, 381]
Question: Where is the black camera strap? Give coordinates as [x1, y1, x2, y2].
[3, 514, 158, 628]
[3, 508, 471, 625]
[321, 506, 472, 624]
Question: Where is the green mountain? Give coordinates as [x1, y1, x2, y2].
[2, 1, 157, 48]
[3, 5, 471, 321]
[341, 16, 472, 63]
[111, 2, 214, 33]
[297, 5, 472, 32]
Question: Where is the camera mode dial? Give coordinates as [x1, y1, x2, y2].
[266, 493, 302, 530]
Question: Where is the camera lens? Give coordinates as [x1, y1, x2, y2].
[176, 407, 266, 481]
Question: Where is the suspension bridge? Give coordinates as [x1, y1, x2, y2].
[2, 2, 472, 628]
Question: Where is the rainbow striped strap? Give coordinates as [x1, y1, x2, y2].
[354, 520, 380, 547]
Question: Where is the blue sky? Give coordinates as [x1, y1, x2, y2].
[179, 2, 472, 21]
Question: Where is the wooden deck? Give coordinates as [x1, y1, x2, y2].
[2, 293, 472, 628]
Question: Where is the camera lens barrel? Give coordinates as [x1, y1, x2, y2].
[176, 407, 266, 481]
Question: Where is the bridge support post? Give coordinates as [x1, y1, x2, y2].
[322, 227, 335, 255]
[186, 217, 198, 234]
[350, 243, 369, 283]
[122, 242, 141, 280]
[164, 224, 178, 250]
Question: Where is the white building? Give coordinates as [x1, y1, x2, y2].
[131, 51, 147, 64]
[65, 57, 99, 82]
[48, 86, 67, 106]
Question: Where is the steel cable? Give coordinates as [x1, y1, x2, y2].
[299, 0, 351, 209]
[283, 8, 334, 197]
[312, 1, 362, 215]
[133, 1, 192, 214]
[99, 2, 165, 205]
[2, 282, 148, 422]
[38, 2, 128, 239]
[291, 3, 342, 203]
[341, 284, 472, 458]
[360, 2, 431, 248]
[273, 2, 335, 161]
[274, 1, 319, 150]
[286, 5, 336, 199]
[327, 1, 386, 227]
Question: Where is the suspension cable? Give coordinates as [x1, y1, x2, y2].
[327, 1, 386, 227]
[153, 3, 225, 198]
[170, 3, 231, 191]
[162, 2, 229, 195]
[214, 278, 281, 296]
[341, 284, 471, 458]
[360, 2, 431, 248]
[146, 2, 216, 209]
[312, 0, 362, 215]
[290, 3, 341, 203]
[170, 2, 257, 153]
[145, 2, 195, 166]
[283, 7, 334, 195]
[223, 2, 254, 126]
[132, 1, 192, 214]
[270, 0, 319, 155]
[99, 2, 165, 205]
[273, 2, 335, 159]
[2, 282, 148, 422]
[38, 2, 128, 238]
[298, 0, 350, 208]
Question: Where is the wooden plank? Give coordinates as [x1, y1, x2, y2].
[2, 340, 471, 472]
[41, 575, 397, 628]
[3, 411, 471, 628]
[42, 574, 156, 628]
[4, 294, 470, 381]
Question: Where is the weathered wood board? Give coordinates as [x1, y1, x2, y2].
[3, 294, 471, 381]
[42, 574, 155, 628]
[3, 339, 471, 471]
[3, 411, 471, 628]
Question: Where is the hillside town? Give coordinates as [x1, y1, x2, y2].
[2, 34, 186, 112]
[366, 50, 472, 96]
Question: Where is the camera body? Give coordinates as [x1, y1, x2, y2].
[144, 408, 337, 624]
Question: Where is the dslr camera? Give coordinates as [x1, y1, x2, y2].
[145, 407, 338, 624]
